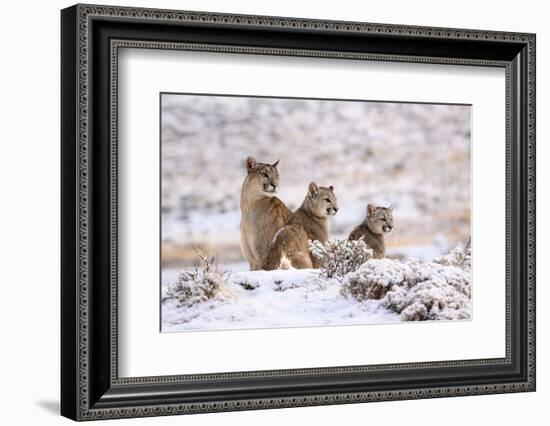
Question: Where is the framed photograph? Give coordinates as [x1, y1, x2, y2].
[61, 4, 536, 421]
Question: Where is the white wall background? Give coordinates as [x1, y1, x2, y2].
[0, 0, 546, 424]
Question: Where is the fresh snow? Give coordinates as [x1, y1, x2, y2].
[161, 242, 471, 332]
[162, 268, 400, 332]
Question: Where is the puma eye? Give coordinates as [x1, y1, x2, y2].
[261, 173, 268, 178]
[325, 198, 331, 203]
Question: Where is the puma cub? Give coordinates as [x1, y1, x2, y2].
[348, 204, 394, 258]
[240, 156, 292, 270]
[264, 182, 339, 270]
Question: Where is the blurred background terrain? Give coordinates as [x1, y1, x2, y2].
[161, 94, 471, 270]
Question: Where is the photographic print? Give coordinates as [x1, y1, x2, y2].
[160, 93, 472, 332]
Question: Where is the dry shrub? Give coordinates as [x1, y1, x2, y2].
[341, 259, 411, 301]
[383, 265, 471, 321]
[341, 241, 472, 321]
[237, 279, 259, 291]
[309, 238, 373, 279]
[163, 248, 231, 307]
[434, 237, 471, 271]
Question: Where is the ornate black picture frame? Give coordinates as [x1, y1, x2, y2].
[61, 3, 536, 421]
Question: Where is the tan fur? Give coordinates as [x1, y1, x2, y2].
[240, 156, 292, 270]
[348, 204, 394, 259]
[264, 183, 338, 270]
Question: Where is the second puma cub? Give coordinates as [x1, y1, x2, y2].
[348, 204, 394, 258]
[264, 182, 338, 270]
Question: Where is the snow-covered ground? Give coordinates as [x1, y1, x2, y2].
[162, 268, 400, 332]
[161, 243, 471, 332]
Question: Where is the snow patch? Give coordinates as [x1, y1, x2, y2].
[162, 268, 399, 332]
[162, 243, 471, 331]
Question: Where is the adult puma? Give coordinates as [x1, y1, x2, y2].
[240, 156, 292, 270]
[264, 183, 338, 270]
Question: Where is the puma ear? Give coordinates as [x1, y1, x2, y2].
[367, 204, 376, 216]
[308, 182, 319, 197]
[272, 159, 280, 168]
[328, 185, 334, 192]
[246, 156, 256, 173]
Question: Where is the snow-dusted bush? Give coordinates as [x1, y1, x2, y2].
[383, 263, 471, 321]
[341, 242, 472, 321]
[236, 279, 259, 291]
[273, 279, 301, 292]
[163, 249, 231, 307]
[434, 238, 471, 272]
[309, 238, 373, 279]
[341, 259, 411, 301]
